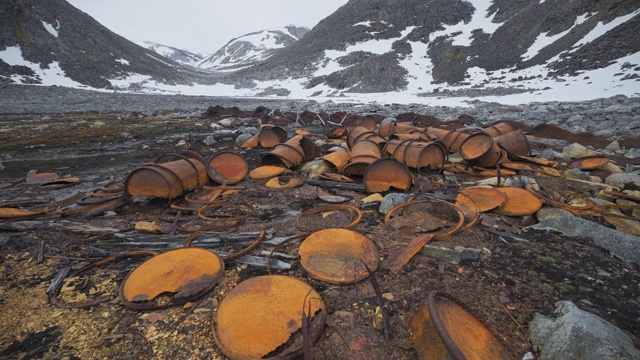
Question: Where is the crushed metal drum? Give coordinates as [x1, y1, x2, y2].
[494, 187, 543, 216]
[493, 129, 530, 156]
[456, 187, 508, 213]
[119, 247, 224, 310]
[265, 176, 304, 189]
[483, 121, 515, 138]
[408, 291, 510, 360]
[363, 158, 412, 193]
[207, 152, 248, 185]
[213, 275, 326, 359]
[299, 228, 379, 284]
[261, 135, 317, 168]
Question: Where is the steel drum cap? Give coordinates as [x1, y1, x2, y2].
[207, 152, 248, 185]
[213, 275, 326, 360]
[120, 248, 224, 309]
[299, 228, 380, 284]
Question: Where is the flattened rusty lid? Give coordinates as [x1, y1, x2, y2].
[249, 165, 287, 180]
[566, 156, 609, 170]
[213, 275, 326, 359]
[494, 187, 542, 216]
[207, 152, 248, 185]
[299, 228, 380, 284]
[120, 248, 224, 310]
[456, 187, 507, 213]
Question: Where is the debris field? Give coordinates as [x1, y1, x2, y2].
[0, 107, 639, 359]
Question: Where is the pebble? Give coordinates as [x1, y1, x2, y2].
[203, 135, 217, 146]
[235, 134, 253, 147]
[218, 117, 238, 128]
[605, 173, 640, 189]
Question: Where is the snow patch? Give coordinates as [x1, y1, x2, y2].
[521, 14, 591, 61]
[353, 21, 374, 27]
[0, 46, 88, 88]
[42, 20, 60, 37]
[115, 58, 130, 66]
[429, 2, 503, 46]
[572, 9, 640, 50]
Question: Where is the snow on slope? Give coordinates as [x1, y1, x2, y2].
[137, 41, 205, 66]
[0, 46, 89, 88]
[196, 25, 308, 71]
[428, 1, 502, 46]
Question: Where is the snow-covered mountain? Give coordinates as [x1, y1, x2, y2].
[195, 25, 309, 71]
[229, 0, 640, 102]
[137, 41, 206, 66]
[0, 0, 212, 89]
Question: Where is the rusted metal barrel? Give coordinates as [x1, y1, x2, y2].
[383, 139, 447, 171]
[493, 129, 530, 156]
[425, 128, 469, 153]
[459, 132, 503, 167]
[379, 120, 429, 138]
[124, 151, 208, 202]
[363, 158, 412, 193]
[261, 135, 317, 168]
[207, 152, 248, 185]
[343, 139, 382, 176]
[483, 122, 515, 138]
[257, 125, 287, 148]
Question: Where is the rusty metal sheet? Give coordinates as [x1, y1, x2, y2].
[213, 275, 326, 359]
[456, 187, 508, 213]
[299, 228, 379, 284]
[120, 248, 224, 310]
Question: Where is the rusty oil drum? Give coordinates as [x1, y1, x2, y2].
[124, 151, 209, 201]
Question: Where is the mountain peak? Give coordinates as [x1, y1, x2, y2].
[195, 24, 309, 71]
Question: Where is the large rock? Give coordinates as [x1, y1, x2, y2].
[605, 173, 640, 189]
[530, 301, 640, 360]
[525, 215, 640, 264]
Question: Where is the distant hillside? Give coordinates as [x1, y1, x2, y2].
[137, 41, 206, 66]
[0, 0, 200, 88]
[233, 0, 640, 94]
[196, 25, 309, 71]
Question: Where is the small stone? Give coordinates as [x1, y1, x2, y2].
[362, 193, 384, 203]
[121, 132, 133, 139]
[565, 168, 590, 181]
[382, 293, 394, 301]
[420, 245, 480, 264]
[210, 123, 224, 130]
[193, 307, 212, 314]
[312, 119, 323, 126]
[176, 139, 187, 147]
[624, 148, 640, 159]
[240, 126, 259, 135]
[379, 193, 412, 214]
[562, 143, 596, 159]
[599, 162, 623, 174]
[604, 140, 622, 153]
[235, 134, 253, 147]
[218, 117, 238, 128]
[0, 161, 4, 171]
[203, 135, 217, 146]
[536, 208, 574, 222]
[300, 159, 330, 179]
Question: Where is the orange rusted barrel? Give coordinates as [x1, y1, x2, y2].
[363, 158, 412, 193]
[261, 135, 317, 168]
[459, 132, 502, 167]
[124, 151, 208, 201]
[493, 129, 530, 156]
[483, 122, 515, 138]
[257, 125, 287, 148]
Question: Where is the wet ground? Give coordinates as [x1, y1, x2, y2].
[0, 110, 639, 359]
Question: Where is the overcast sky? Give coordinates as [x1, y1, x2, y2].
[67, 0, 349, 54]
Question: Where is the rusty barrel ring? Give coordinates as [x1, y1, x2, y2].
[426, 290, 504, 360]
[441, 131, 465, 152]
[197, 201, 256, 222]
[155, 152, 207, 186]
[123, 165, 180, 205]
[294, 204, 363, 232]
[384, 199, 465, 238]
[400, 138, 427, 169]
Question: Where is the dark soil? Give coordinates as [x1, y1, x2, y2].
[0, 110, 639, 360]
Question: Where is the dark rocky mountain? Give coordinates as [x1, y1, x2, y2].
[196, 25, 309, 71]
[137, 41, 206, 66]
[233, 0, 640, 93]
[0, 0, 205, 88]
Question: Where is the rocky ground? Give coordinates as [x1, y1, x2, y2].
[0, 86, 639, 359]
